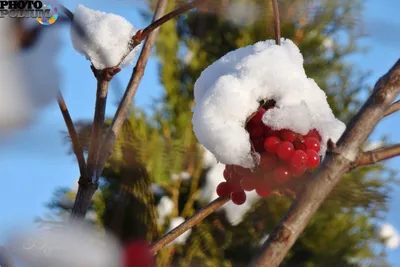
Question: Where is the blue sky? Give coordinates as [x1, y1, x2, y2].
[0, 0, 399, 265]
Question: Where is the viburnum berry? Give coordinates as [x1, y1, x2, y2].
[276, 141, 295, 161]
[228, 174, 243, 192]
[231, 191, 247, 205]
[255, 183, 271, 198]
[280, 129, 297, 142]
[223, 169, 230, 180]
[264, 136, 281, 153]
[264, 126, 280, 137]
[306, 149, 320, 168]
[290, 150, 308, 168]
[247, 123, 264, 137]
[216, 182, 231, 197]
[248, 108, 266, 125]
[240, 175, 257, 191]
[124, 240, 154, 267]
[305, 137, 320, 152]
[259, 152, 278, 169]
[290, 166, 306, 177]
[305, 129, 322, 142]
[273, 165, 291, 183]
[252, 137, 265, 152]
[293, 141, 306, 151]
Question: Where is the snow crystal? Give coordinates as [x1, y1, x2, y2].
[167, 217, 191, 245]
[192, 38, 345, 168]
[71, 5, 141, 70]
[201, 161, 260, 225]
[380, 223, 400, 249]
[0, 18, 61, 138]
[157, 196, 174, 225]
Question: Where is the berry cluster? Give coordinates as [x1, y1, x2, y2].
[216, 106, 322, 205]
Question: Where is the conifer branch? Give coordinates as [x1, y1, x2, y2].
[150, 197, 230, 254]
[249, 59, 400, 267]
[353, 144, 400, 167]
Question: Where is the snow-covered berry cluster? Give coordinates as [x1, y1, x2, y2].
[192, 39, 346, 206]
[216, 105, 323, 205]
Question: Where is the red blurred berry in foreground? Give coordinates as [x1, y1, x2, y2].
[124, 240, 154, 267]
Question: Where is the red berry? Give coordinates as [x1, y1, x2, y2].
[280, 129, 297, 142]
[306, 149, 320, 168]
[255, 183, 271, 198]
[305, 129, 322, 142]
[124, 240, 154, 267]
[290, 166, 306, 177]
[293, 141, 306, 151]
[305, 137, 320, 152]
[251, 108, 266, 123]
[223, 169, 230, 180]
[276, 141, 295, 161]
[264, 136, 281, 153]
[290, 150, 308, 168]
[259, 152, 278, 169]
[216, 182, 231, 197]
[228, 174, 243, 192]
[273, 166, 291, 183]
[264, 126, 280, 137]
[240, 175, 257, 191]
[252, 137, 265, 152]
[231, 191, 247, 205]
[247, 123, 264, 137]
[234, 165, 251, 176]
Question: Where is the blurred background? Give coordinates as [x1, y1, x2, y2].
[1, 0, 400, 266]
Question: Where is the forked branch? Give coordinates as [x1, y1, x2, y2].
[384, 100, 400, 117]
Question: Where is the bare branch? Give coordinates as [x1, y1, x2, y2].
[271, 0, 281, 45]
[354, 144, 400, 167]
[384, 100, 400, 117]
[96, 0, 168, 178]
[57, 92, 87, 179]
[117, 0, 211, 66]
[150, 197, 229, 254]
[249, 59, 400, 267]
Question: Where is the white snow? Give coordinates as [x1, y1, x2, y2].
[167, 217, 192, 245]
[157, 196, 174, 225]
[171, 172, 192, 181]
[201, 160, 260, 225]
[192, 38, 345, 168]
[70, 5, 141, 70]
[380, 223, 400, 249]
[0, 18, 61, 138]
[200, 145, 218, 168]
[8, 223, 123, 267]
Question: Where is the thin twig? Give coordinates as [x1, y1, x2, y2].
[57, 92, 87, 179]
[271, 0, 281, 45]
[117, 0, 211, 66]
[96, 0, 168, 178]
[353, 144, 400, 167]
[384, 100, 400, 117]
[249, 59, 400, 267]
[150, 197, 230, 254]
